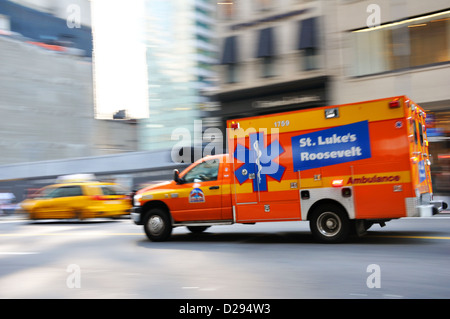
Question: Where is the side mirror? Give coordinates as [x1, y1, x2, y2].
[173, 169, 182, 184]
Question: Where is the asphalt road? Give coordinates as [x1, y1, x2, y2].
[1, 213, 450, 299]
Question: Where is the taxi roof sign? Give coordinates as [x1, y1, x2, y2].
[56, 173, 96, 183]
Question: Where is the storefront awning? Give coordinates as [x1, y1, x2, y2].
[221, 36, 238, 64]
[256, 27, 275, 58]
[298, 17, 318, 50]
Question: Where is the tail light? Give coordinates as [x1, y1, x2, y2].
[91, 195, 113, 200]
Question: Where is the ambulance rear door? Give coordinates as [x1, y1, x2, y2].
[408, 100, 433, 196]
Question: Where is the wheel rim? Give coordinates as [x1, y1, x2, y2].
[317, 212, 342, 237]
[148, 215, 165, 235]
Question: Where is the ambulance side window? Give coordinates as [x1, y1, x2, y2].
[418, 122, 424, 145]
[413, 121, 418, 145]
[183, 159, 219, 183]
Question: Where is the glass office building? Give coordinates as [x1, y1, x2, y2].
[139, 0, 217, 152]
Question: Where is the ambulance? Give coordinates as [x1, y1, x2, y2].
[131, 96, 447, 242]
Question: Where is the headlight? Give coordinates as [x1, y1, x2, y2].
[133, 194, 142, 206]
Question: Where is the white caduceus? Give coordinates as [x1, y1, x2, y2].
[253, 140, 262, 183]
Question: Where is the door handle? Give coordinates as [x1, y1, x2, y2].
[209, 186, 220, 190]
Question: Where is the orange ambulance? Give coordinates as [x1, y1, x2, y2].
[131, 96, 447, 242]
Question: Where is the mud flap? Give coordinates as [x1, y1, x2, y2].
[354, 220, 367, 237]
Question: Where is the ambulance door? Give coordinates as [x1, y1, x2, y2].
[232, 130, 300, 221]
[175, 158, 223, 221]
[409, 105, 432, 195]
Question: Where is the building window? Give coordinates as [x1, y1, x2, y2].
[409, 18, 449, 67]
[302, 48, 318, 71]
[351, 10, 450, 76]
[226, 64, 238, 83]
[427, 110, 450, 194]
[261, 56, 276, 77]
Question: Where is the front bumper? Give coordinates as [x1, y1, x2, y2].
[131, 207, 143, 225]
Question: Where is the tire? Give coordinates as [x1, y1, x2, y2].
[73, 209, 84, 220]
[187, 226, 210, 233]
[309, 204, 350, 243]
[143, 208, 172, 242]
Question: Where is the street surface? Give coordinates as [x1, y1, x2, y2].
[1, 213, 450, 299]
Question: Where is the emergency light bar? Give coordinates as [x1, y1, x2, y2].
[325, 108, 339, 119]
[230, 121, 239, 129]
[389, 99, 400, 108]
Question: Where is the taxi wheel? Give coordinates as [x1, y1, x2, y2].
[143, 208, 172, 242]
[74, 210, 84, 220]
[309, 204, 350, 243]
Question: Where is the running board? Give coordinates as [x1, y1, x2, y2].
[173, 220, 234, 227]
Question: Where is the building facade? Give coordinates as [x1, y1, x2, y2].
[210, 0, 329, 141]
[330, 0, 450, 195]
[0, 0, 92, 56]
[0, 0, 138, 165]
[212, 0, 450, 195]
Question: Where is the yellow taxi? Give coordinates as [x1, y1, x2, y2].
[20, 175, 132, 220]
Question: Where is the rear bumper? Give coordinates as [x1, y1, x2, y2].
[407, 195, 448, 217]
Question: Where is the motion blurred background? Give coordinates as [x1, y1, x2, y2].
[0, 0, 449, 211]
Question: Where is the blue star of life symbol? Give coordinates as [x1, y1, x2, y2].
[234, 132, 285, 192]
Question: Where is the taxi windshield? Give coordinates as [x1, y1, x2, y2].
[32, 187, 57, 199]
[100, 184, 127, 195]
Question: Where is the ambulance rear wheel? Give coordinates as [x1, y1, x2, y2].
[310, 204, 350, 243]
[143, 208, 172, 242]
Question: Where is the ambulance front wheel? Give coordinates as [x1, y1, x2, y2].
[143, 208, 172, 242]
[309, 204, 350, 243]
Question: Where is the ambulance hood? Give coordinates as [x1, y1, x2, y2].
[136, 180, 173, 194]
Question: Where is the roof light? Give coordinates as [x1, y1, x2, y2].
[230, 121, 239, 129]
[389, 99, 400, 108]
[56, 173, 96, 183]
[325, 108, 339, 119]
